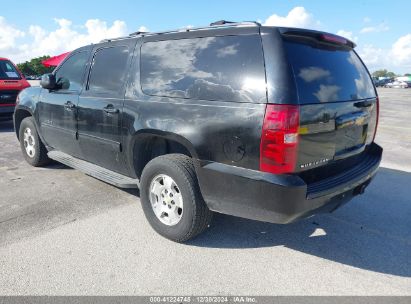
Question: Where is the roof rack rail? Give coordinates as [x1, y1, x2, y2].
[209, 20, 261, 27]
[210, 20, 235, 26]
[99, 21, 260, 43]
[100, 31, 148, 43]
[100, 36, 129, 43]
[129, 31, 148, 36]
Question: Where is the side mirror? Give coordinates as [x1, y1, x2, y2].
[40, 73, 56, 90]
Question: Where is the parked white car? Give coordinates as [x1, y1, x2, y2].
[384, 81, 409, 88]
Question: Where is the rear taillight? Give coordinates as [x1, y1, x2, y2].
[260, 104, 300, 174]
[366, 97, 379, 144]
[373, 96, 379, 141]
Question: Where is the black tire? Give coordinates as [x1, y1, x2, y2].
[19, 117, 50, 167]
[140, 154, 213, 242]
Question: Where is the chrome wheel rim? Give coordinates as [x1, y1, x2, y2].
[149, 174, 183, 226]
[23, 127, 36, 158]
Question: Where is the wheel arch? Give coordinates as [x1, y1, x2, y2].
[14, 107, 34, 140]
[128, 130, 199, 179]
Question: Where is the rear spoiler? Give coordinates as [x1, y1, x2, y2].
[279, 28, 356, 48]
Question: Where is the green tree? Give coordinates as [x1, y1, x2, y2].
[405, 73, 411, 76]
[371, 69, 396, 78]
[16, 56, 54, 76]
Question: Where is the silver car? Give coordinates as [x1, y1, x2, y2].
[385, 81, 409, 88]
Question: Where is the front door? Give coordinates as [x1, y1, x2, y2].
[77, 40, 135, 174]
[38, 50, 90, 157]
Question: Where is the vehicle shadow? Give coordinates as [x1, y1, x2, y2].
[188, 167, 411, 277]
[0, 119, 72, 170]
[0, 119, 14, 132]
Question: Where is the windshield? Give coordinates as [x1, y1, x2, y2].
[284, 38, 375, 103]
[0, 60, 22, 80]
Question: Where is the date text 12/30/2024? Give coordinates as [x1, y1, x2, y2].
[149, 296, 257, 303]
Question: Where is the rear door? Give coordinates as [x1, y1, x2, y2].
[77, 40, 135, 174]
[282, 33, 378, 172]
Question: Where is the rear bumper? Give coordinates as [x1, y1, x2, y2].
[197, 143, 382, 224]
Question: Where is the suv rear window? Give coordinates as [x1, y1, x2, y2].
[0, 60, 21, 80]
[284, 38, 375, 103]
[140, 35, 266, 103]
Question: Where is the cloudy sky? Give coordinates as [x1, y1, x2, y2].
[1, 0, 410, 74]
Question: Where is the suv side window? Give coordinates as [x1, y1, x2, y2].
[140, 35, 266, 103]
[55, 51, 89, 91]
[87, 46, 129, 96]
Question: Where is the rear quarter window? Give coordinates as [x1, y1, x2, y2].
[284, 38, 375, 103]
[140, 35, 266, 103]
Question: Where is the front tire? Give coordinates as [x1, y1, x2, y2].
[140, 154, 213, 242]
[19, 117, 50, 167]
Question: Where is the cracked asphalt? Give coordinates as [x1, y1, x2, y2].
[0, 88, 410, 295]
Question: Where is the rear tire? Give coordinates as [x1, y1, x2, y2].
[140, 154, 213, 242]
[19, 117, 50, 167]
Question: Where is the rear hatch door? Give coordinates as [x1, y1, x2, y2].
[282, 31, 378, 172]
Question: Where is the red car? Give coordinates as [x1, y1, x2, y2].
[0, 57, 30, 119]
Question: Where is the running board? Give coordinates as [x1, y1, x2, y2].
[47, 151, 139, 188]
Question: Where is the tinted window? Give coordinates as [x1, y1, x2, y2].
[284, 39, 375, 103]
[0, 60, 21, 80]
[88, 46, 129, 95]
[140, 35, 266, 103]
[55, 51, 89, 91]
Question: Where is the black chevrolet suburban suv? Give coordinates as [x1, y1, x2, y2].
[14, 21, 382, 242]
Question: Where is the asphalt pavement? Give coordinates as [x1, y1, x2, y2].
[0, 88, 410, 295]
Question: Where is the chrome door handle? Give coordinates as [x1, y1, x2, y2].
[103, 104, 119, 114]
[354, 100, 373, 108]
[64, 101, 75, 110]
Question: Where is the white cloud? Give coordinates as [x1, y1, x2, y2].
[138, 26, 149, 32]
[299, 67, 330, 82]
[29, 25, 47, 44]
[360, 23, 389, 33]
[391, 34, 411, 66]
[336, 30, 358, 42]
[0, 16, 25, 50]
[264, 7, 321, 30]
[357, 33, 411, 72]
[358, 44, 385, 69]
[314, 85, 340, 103]
[0, 16, 149, 63]
[216, 44, 238, 58]
[21, 18, 128, 61]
